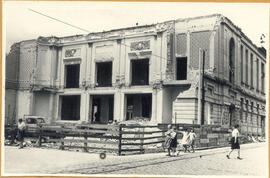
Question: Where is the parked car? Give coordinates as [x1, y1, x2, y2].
[23, 115, 46, 137]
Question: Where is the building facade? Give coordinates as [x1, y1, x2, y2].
[5, 14, 266, 135]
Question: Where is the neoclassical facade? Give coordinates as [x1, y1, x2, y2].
[5, 14, 266, 135]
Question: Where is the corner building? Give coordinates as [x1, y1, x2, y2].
[5, 14, 266, 136]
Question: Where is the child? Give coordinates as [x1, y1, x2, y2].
[188, 129, 197, 153]
[164, 125, 177, 156]
[176, 128, 190, 155]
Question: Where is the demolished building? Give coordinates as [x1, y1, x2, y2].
[5, 14, 266, 136]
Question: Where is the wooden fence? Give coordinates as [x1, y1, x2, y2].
[5, 123, 256, 155]
[5, 123, 167, 155]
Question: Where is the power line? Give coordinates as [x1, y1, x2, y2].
[28, 8, 207, 62]
[28, 8, 91, 33]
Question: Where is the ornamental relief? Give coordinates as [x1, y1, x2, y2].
[130, 40, 150, 51]
[65, 48, 81, 58]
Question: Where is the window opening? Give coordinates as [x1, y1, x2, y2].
[176, 57, 187, 80]
[229, 38, 235, 83]
[90, 95, 114, 124]
[65, 64, 80, 88]
[61, 95, 80, 121]
[125, 94, 152, 120]
[96, 62, 112, 87]
[131, 59, 149, 85]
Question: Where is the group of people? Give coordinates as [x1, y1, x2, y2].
[164, 124, 242, 159]
[164, 125, 196, 157]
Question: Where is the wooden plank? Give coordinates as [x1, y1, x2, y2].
[60, 133, 119, 140]
[71, 129, 108, 134]
[77, 124, 116, 129]
[122, 125, 159, 128]
[143, 140, 164, 145]
[121, 140, 164, 146]
[63, 145, 118, 151]
[121, 135, 165, 140]
[61, 139, 118, 145]
[121, 130, 164, 135]
[120, 149, 144, 152]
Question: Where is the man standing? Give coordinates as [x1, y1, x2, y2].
[17, 118, 26, 149]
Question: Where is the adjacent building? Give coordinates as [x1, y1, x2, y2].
[5, 14, 266, 136]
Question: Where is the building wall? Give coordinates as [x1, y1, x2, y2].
[5, 14, 266, 134]
[5, 89, 17, 125]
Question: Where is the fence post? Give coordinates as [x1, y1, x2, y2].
[60, 126, 64, 150]
[38, 125, 42, 147]
[118, 124, 123, 156]
[140, 127, 144, 154]
[84, 133, 88, 152]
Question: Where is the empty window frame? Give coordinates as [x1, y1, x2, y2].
[256, 58, 259, 91]
[96, 62, 112, 87]
[245, 49, 249, 85]
[250, 53, 253, 88]
[61, 95, 81, 121]
[65, 64, 80, 88]
[240, 46, 244, 84]
[261, 62, 265, 93]
[125, 94, 152, 120]
[229, 38, 235, 83]
[131, 59, 149, 86]
[176, 57, 187, 80]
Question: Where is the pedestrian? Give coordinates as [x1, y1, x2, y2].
[181, 128, 190, 152]
[188, 128, 197, 153]
[17, 118, 26, 149]
[226, 124, 241, 159]
[164, 125, 177, 156]
[176, 128, 190, 155]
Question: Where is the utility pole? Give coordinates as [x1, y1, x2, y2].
[201, 50, 205, 125]
[198, 49, 205, 125]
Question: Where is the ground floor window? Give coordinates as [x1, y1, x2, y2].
[60, 95, 80, 120]
[90, 95, 114, 124]
[125, 93, 152, 120]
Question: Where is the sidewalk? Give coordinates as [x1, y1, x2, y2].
[3, 142, 266, 175]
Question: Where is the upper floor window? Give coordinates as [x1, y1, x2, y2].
[245, 49, 249, 85]
[240, 45, 244, 84]
[250, 53, 253, 88]
[131, 58, 149, 86]
[176, 57, 187, 80]
[256, 58, 259, 91]
[229, 38, 235, 83]
[65, 64, 80, 88]
[96, 61, 112, 87]
[261, 62, 265, 93]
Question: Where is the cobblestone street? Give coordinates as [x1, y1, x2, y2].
[4, 142, 267, 176]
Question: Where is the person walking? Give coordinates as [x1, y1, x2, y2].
[17, 118, 26, 149]
[181, 128, 190, 152]
[176, 128, 190, 155]
[226, 124, 241, 159]
[188, 128, 197, 153]
[164, 125, 177, 156]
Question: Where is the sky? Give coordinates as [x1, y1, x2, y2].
[3, 1, 269, 54]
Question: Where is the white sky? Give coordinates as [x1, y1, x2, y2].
[3, 1, 269, 54]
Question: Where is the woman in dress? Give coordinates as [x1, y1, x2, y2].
[226, 124, 241, 159]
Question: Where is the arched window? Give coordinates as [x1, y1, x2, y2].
[229, 38, 235, 83]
